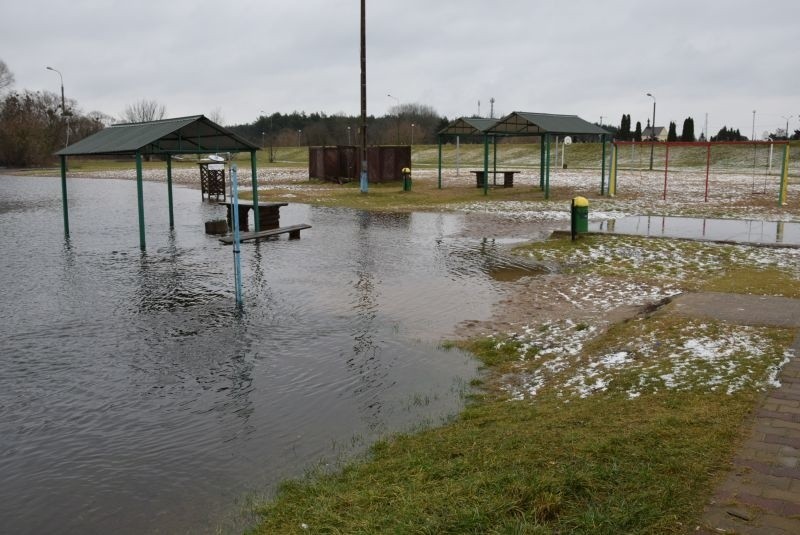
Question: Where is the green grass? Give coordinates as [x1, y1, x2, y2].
[248, 235, 799, 533]
[243, 179, 564, 212]
[252, 314, 793, 534]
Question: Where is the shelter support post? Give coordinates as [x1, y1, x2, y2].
[545, 134, 551, 200]
[483, 134, 489, 195]
[492, 136, 497, 185]
[539, 137, 545, 190]
[437, 135, 442, 189]
[60, 155, 69, 237]
[779, 144, 790, 205]
[250, 150, 260, 231]
[600, 135, 606, 195]
[166, 155, 174, 228]
[135, 152, 146, 250]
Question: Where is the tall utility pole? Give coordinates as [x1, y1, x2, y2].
[489, 97, 495, 119]
[646, 93, 656, 170]
[359, 0, 368, 193]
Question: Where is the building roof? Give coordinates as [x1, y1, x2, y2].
[642, 126, 667, 138]
[55, 115, 260, 156]
[438, 117, 500, 136]
[487, 112, 611, 136]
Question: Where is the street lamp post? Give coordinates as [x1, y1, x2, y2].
[347, 126, 352, 145]
[387, 93, 400, 144]
[46, 66, 70, 149]
[646, 93, 656, 170]
[297, 129, 302, 147]
[411, 123, 415, 146]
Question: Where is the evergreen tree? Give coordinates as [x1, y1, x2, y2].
[710, 126, 746, 142]
[634, 121, 642, 142]
[667, 121, 678, 142]
[680, 117, 695, 142]
[618, 113, 631, 141]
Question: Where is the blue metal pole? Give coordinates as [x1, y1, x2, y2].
[230, 163, 244, 306]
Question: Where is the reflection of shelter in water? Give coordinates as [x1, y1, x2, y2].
[198, 162, 226, 201]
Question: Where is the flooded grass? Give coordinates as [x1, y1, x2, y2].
[251, 234, 798, 533]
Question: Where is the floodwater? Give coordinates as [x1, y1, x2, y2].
[0, 176, 531, 534]
[591, 215, 800, 246]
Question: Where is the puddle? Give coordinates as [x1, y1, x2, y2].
[489, 265, 546, 282]
[590, 216, 800, 246]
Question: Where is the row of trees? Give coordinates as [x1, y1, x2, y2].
[227, 102, 449, 153]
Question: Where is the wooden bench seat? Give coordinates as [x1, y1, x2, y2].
[219, 224, 311, 244]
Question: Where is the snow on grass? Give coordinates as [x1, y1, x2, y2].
[522, 235, 800, 282]
[501, 319, 794, 402]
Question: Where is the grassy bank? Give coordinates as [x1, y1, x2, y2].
[249, 235, 799, 533]
[21, 140, 799, 176]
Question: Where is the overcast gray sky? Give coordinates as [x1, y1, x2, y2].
[2, 0, 798, 138]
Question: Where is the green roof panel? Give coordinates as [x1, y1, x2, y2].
[56, 115, 260, 156]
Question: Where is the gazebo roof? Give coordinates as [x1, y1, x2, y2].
[487, 112, 611, 136]
[438, 117, 500, 136]
[55, 115, 259, 156]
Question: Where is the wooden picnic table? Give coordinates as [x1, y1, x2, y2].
[218, 200, 288, 231]
[470, 170, 520, 188]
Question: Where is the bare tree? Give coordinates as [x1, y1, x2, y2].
[207, 107, 225, 126]
[0, 59, 14, 93]
[121, 99, 166, 123]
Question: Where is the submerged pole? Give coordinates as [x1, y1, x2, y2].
[230, 164, 244, 305]
[166, 155, 174, 228]
[135, 151, 146, 250]
[250, 150, 260, 231]
[60, 155, 69, 237]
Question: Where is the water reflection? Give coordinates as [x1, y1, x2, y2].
[593, 216, 800, 246]
[0, 176, 497, 535]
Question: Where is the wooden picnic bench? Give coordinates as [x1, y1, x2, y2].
[219, 224, 312, 244]
[470, 170, 520, 188]
[217, 200, 288, 231]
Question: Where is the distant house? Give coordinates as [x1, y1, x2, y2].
[641, 126, 668, 141]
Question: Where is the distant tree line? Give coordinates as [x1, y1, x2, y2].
[227, 103, 449, 154]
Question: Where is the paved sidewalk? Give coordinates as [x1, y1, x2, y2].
[674, 293, 800, 534]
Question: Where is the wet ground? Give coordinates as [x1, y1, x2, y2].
[0, 175, 545, 534]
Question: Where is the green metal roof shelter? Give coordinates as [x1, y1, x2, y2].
[437, 111, 612, 198]
[55, 115, 261, 249]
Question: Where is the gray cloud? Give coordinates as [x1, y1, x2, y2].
[2, 0, 797, 135]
